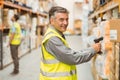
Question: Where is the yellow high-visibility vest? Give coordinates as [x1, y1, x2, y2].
[9, 22, 21, 45]
[40, 28, 77, 80]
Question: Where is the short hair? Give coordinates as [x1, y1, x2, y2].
[13, 14, 19, 21]
[48, 6, 69, 19]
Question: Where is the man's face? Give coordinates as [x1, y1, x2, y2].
[51, 13, 69, 32]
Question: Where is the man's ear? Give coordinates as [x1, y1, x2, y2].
[50, 18, 55, 24]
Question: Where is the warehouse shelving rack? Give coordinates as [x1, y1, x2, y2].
[89, 0, 120, 80]
[0, 0, 47, 69]
[89, 0, 119, 19]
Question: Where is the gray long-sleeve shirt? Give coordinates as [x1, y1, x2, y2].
[45, 36, 96, 65]
[44, 26, 96, 65]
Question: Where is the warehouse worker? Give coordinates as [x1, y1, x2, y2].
[40, 6, 101, 80]
[8, 14, 21, 74]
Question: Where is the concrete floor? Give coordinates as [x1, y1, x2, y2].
[0, 35, 94, 80]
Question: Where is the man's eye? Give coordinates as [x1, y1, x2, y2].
[59, 19, 64, 21]
[59, 18, 68, 22]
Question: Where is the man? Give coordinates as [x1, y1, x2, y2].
[40, 6, 101, 80]
[8, 14, 21, 74]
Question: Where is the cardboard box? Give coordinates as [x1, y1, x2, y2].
[115, 61, 119, 80]
[108, 72, 115, 80]
[115, 44, 119, 61]
[108, 19, 120, 42]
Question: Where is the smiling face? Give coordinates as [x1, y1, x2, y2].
[50, 12, 69, 33]
[49, 6, 69, 33]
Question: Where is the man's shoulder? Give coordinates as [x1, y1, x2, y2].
[48, 36, 62, 44]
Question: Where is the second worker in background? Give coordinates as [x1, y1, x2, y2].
[8, 14, 21, 74]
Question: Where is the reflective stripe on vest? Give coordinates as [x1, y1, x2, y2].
[40, 69, 76, 77]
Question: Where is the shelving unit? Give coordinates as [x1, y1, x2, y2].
[0, 30, 3, 69]
[89, 0, 119, 19]
[0, 1, 47, 16]
[89, 0, 120, 80]
[0, 0, 47, 69]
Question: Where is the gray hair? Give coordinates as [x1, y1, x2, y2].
[49, 6, 69, 19]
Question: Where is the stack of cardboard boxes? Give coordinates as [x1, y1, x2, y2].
[91, 19, 120, 80]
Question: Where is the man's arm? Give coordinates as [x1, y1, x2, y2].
[45, 36, 96, 65]
[8, 26, 16, 45]
[9, 33, 15, 44]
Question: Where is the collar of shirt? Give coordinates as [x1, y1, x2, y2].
[49, 25, 64, 37]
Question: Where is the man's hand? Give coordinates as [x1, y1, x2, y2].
[7, 42, 10, 47]
[92, 43, 101, 53]
[7, 33, 14, 47]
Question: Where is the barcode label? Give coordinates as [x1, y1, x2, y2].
[110, 30, 117, 40]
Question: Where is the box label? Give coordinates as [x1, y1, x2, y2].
[110, 30, 117, 40]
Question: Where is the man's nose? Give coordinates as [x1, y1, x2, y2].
[63, 20, 68, 24]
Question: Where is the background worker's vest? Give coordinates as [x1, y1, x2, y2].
[9, 22, 21, 45]
[40, 28, 77, 80]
